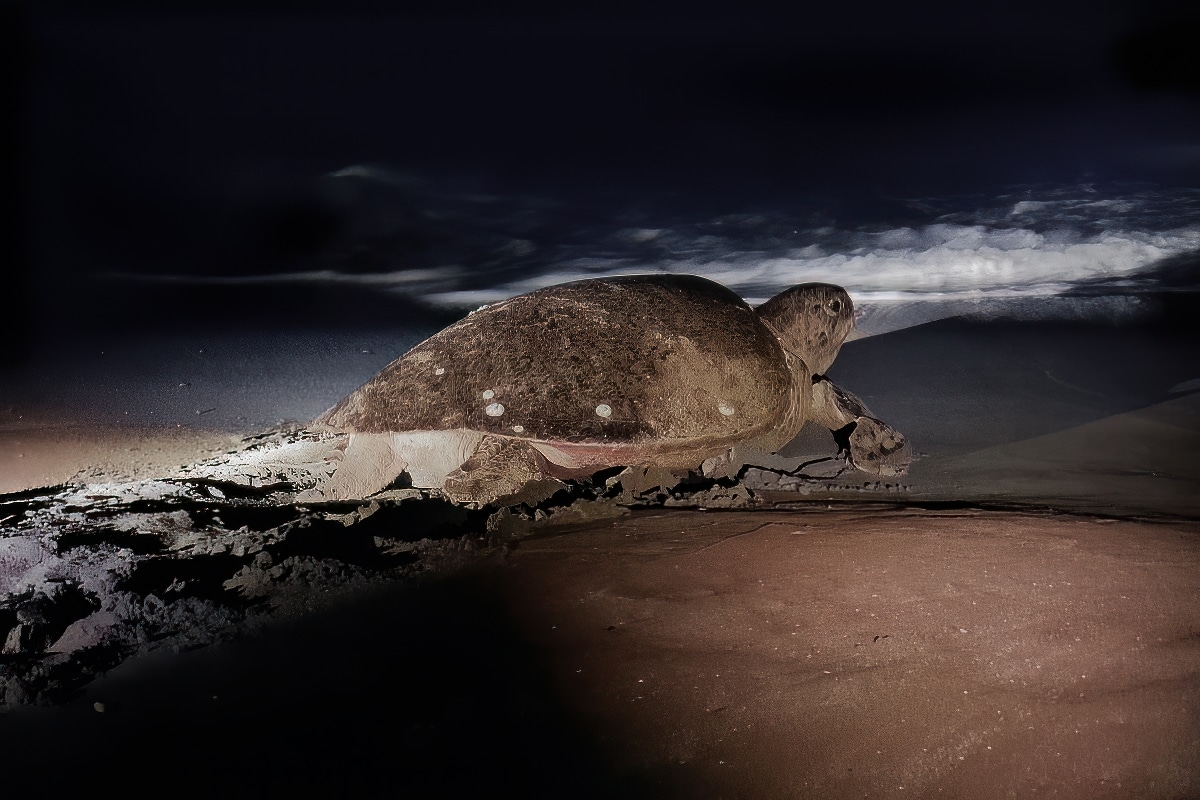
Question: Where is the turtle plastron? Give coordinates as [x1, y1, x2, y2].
[809, 378, 911, 476]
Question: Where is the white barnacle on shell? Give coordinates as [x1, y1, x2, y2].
[434, 367, 445, 376]
[482, 389, 495, 399]
[718, 403, 736, 416]
[485, 402, 505, 417]
[512, 424, 525, 433]
[595, 403, 613, 418]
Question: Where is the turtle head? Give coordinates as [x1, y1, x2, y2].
[755, 283, 854, 375]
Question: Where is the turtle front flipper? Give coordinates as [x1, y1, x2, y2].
[809, 378, 911, 476]
[441, 435, 565, 507]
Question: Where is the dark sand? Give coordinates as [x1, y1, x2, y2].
[2, 310, 1199, 797]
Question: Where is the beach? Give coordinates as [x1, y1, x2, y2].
[2, 299, 1199, 798]
[5, 3, 1200, 794]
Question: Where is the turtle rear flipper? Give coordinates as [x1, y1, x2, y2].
[300, 430, 492, 503]
[810, 378, 912, 476]
[297, 432, 408, 502]
[441, 435, 564, 507]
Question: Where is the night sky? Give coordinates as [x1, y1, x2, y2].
[2, 0, 1199, 363]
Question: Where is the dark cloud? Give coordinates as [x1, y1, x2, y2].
[4, 0, 1197, 347]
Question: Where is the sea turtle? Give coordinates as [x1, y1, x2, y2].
[279, 274, 909, 505]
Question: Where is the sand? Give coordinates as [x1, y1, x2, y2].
[498, 509, 1200, 798]
[2, 309, 1199, 796]
[2, 508, 1197, 797]
[0, 423, 244, 494]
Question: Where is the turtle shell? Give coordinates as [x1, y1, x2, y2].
[317, 275, 798, 452]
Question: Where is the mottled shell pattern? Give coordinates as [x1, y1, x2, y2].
[317, 275, 853, 454]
